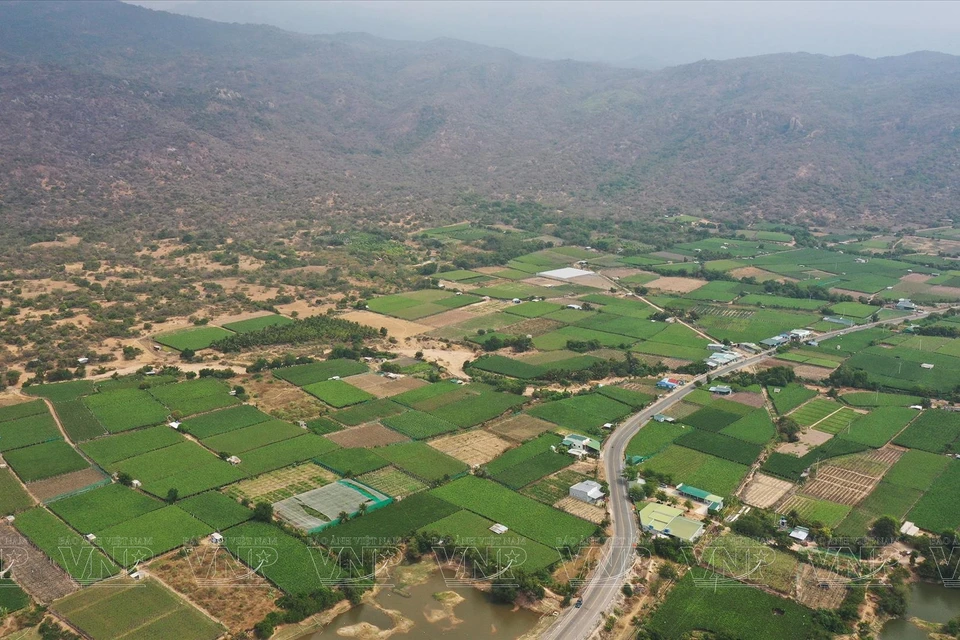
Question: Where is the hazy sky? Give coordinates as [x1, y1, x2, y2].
[132, 1, 960, 67]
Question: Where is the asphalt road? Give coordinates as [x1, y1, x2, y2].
[541, 310, 929, 640]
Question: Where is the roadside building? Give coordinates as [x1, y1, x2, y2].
[569, 480, 605, 504]
[638, 502, 704, 542]
[896, 298, 917, 311]
[676, 484, 724, 512]
[708, 385, 733, 396]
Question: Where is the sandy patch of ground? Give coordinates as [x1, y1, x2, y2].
[776, 442, 810, 456]
[418, 308, 491, 329]
[245, 376, 327, 422]
[569, 274, 612, 289]
[795, 564, 848, 610]
[791, 364, 837, 381]
[148, 544, 279, 634]
[27, 468, 107, 503]
[729, 266, 789, 282]
[275, 300, 334, 318]
[393, 347, 474, 378]
[341, 311, 430, 340]
[740, 473, 795, 508]
[599, 268, 646, 279]
[327, 423, 409, 448]
[727, 392, 766, 408]
[29, 235, 82, 249]
[345, 373, 428, 398]
[901, 272, 933, 284]
[929, 285, 960, 297]
[428, 430, 513, 467]
[487, 414, 556, 442]
[554, 496, 606, 524]
[645, 277, 708, 294]
[13, 279, 80, 299]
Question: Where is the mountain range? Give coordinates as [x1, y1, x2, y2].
[1, 0, 959, 234]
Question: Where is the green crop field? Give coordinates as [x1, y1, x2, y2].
[853, 481, 921, 524]
[533, 326, 634, 351]
[491, 450, 571, 489]
[303, 379, 376, 408]
[221, 314, 293, 333]
[24, 380, 96, 403]
[177, 492, 252, 530]
[472, 282, 558, 300]
[418, 510, 559, 572]
[0, 410, 60, 452]
[647, 571, 820, 640]
[505, 301, 564, 318]
[676, 430, 763, 465]
[0, 467, 33, 515]
[830, 301, 883, 318]
[575, 314, 668, 340]
[844, 346, 960, 394]
[5, 440, 88, 482]
[719, 409, 776, 444]
[738, 294, 825, 310]
[84, 388, 170, 432]
[527, 393, 632, 433]
[431, 476, 595, 547]
[202, 420, 303, 454]
[80, 425, 184, 466]
[780, 495, 850, 527]
[180, 404, 273, 438]
[788, 398, 842, 426]
[836, 407, 918, 448]
[155, 326, 234, 351]
[811, 407, 863, 434]
[762, 439, 870, 482]
[469, 354, 548, 379]
[306, 417, 343, 435]
[321, 493, 460, 553]
[238, 434, 339, 476]
[626, 422, 686, 458]
[631, 339, 711, 361]
[376, 442, 467, 482]
[429, 390, 525, 427]
[96, 506, 212, 567]
[54, 579, 223, 640]
[49, 484, 163, 534]
[704, 534, 798, 593]
[55, 399, 106, 441]
[317, 448, 388, 475]
[145, 462, 247, 499]
[596, 385, 651, 408]
[681, 406, 744, 432]
[111, 441, 216, 481]
[0, 399, 47, 422]
[148, 378, 239, 416]
[640, 445, 749, 496]
[271, 359, 369, 386]
[906, 463, 960, 532]
[883, 449, 951, 491]
[14, 508, 118, 582]
[521, 469, 592, 504]
[333, 399, 405, 426]
[768, 384, 817, 415]
[893, 409, 960, 453]
[382, 410, 459, 439]
[486, 434, 563, 475]
[0, 579, 28, 613]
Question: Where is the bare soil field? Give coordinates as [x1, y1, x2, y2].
[795, 563, 848, 610]
[727, 392, 766, 408]
[419, 308, 488, 329]
[29, 235, 82, 249]
[340, 311, 430, 340]
[276, 300, 336, 318]
[429, 430, 513, 467]
[629, 352, 692, 369]
[801, 467, 878, 506]
[346, 373, 427, 398]
[394, 347, 474, 378]
[327, 423, 409, 448]
[149, 544, 279, 634]
[522, 276, 567, 287]
[741, 474, 795, 509]
[646, 277, 709, 294]
[664, 401, 700, 419]
[0, 522, 77, 603]
[487, 414, 556, 442]
[756, 359, 835, 381]
[568, 274, 610, 289]
[29, 468, 107, 503]
[509, 317, 564, 337]
[245, 377, 326, 422]
[729, 267, 788, 282]
[776, 441, 812, 456]
[224, 463, 336, 504]
[554, 496, 606, 524]
[599, 268, 648, 279]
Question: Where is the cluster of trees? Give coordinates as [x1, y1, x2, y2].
[480, 334, 533, 352]
[212, 314, 378, 352]
[719, 365, 796, 389]
[247, 354, 316, 373]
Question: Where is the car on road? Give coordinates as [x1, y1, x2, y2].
[575, 598, 583, 608]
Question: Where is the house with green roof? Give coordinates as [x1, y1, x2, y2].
[638, 502, 704, 542]
[561, 433, 601, 454]
[676, 483, 724, 512]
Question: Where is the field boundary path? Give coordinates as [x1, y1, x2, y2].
[542, 309, 931, 640]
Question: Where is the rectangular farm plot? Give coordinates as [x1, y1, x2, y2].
[48, 484, 163, 534]
[768, 384, 817, 415]
[83, 388, 170, 432]
[431, 476, 595, 547]
[177, 491, 252, 530]
[14, 508, 119, 582]
[906, 463, 960, 532]
[148, 378, 239, 416]
[429, 430, 513, 466]
[893, 409, 960, 453]
[704, 534, 799, 594]
[382, 410, 459, 439]
[96, 506, 213, 567]
[486, 434, 563, 475]
[0, 467, 34, 515]
[317, 447, 389, 476]
[789, 398, 843, 427]
[80, 425, 184, 466]
[54, 578, 223, 640]
[0, 399, 50, 422]
[528, 393, 632, 433]
[221, 314, 293, 333]
[811, 407, 863, 434]
[719, 410, 777, 445]
[640, 445, 749, 497]
[326, 423, 409, 448]
[681, 405, 747, 433]
[155, 326, 234, 351]
[0, 410, 61, 452]
[5, 440, 88, 483]
[373, 442, 469, 483]
[505, 301, 564, 318]
[626, 421, 687, 458]
[596, 385, 652, 408]
[201, 420, 304, 454]
[54, 399, 106, 441]
[675, 430, 763, 466]
[341, 373, 428, 400]
[180, 404, 273, 439]
[533, 326, 635, 351]
[238, 434, 339, 477]
[574, 313, 668, 340]
[357, 467, 428, 498]
[302, 379, 376, 408]
[271, 360, 369, 386]
[488, 413, 556, 441]
[740, 473, 794, 509]
[333, 399, 406, 426]
[24, 380, 96, 403]
[521, 469, 593, 504]
[418, 510, 559, 572]
[882, 449, 951, 491]
[836, 407, 919, 448]
[491, 450, 572, 489]
[777, 495, 851, 527]
[274, 480, 391, 532]
[224, 463, 336, 504]
[429, 390, 526, 428]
